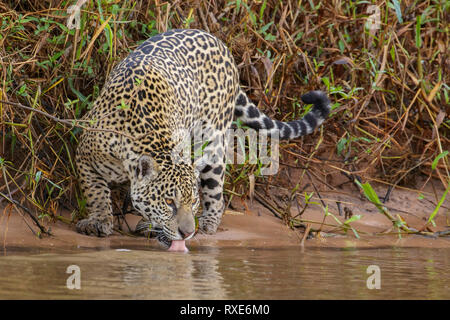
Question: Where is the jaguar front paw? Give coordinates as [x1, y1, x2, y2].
[76, 217, 113, 237]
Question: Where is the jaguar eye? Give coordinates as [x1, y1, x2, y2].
[165, 198, 175, 206]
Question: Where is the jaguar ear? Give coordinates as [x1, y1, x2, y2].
[136, 155, 159, 181]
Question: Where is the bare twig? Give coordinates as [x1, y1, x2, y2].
[0, 191, 51, 236]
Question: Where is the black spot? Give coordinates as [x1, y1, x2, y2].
[247, 121, 262, 130]
[138, 90, 147, 100]
[167, 37, 181, 46]
[263, 117, 274, 129]
[158, 40, 174, 49]
[201, 178, 219, 189]
[299, 120, 307, 135]
[275, 120, 284, 130]
[287, 120, 299, 134]
[211, 193, 222, 200]
[135, 69, 144, 76]
[174, 33, 186, 40]
[247, 106, 260, 118]
[281, 125, 291, 139]
[185, 38, 195, 50]
[213, 166, 223, 175]
[202, 165, 212, 173]
[236, 93, 247, 106]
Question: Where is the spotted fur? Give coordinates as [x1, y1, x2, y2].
[76, 29, 331, 243]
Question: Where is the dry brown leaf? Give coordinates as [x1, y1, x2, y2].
[332, 56, 355, 67]
[248, 173, 255, 204]
[435, 110, 446, 128]
[406, 69, 420, 86]
[261, 55, 273, 80]
[427, 81, 442, 103]
[224, 210, 244, 216]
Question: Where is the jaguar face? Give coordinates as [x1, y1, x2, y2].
[130, 155, 200, 243]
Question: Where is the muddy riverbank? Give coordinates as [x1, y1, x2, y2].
[1, 179, 449, 255]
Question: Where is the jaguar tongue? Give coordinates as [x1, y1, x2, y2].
[168, 240, 188, 252]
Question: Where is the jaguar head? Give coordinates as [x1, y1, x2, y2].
[130, 155, 200, 247]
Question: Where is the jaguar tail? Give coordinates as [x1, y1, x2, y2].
[234, 89, 331, 140]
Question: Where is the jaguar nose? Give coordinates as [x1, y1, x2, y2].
[176, 205, 196, 239]
[178, 227, 195, 239]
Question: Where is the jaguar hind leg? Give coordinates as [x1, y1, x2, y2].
[197, 141, 226, 234]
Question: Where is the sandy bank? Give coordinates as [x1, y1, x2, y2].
[1, 184, 449, 255]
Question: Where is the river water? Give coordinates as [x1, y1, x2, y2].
[0, 246, 448, 299]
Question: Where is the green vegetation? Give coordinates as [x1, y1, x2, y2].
[0, 0, 448, 239]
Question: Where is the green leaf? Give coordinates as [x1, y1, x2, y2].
[338, 40, 345, 53]
[235, 0, 241, 14]
[304, 192, 314, 202]
[344, 214, 362, 224]
[390, 46, 396, 63]
[18, 84, 27, 97]
[260, 21, 273, 34]
[264, 33, 276, 41]
[431, 151, 448, 170]
[321, 77, 330, 91]
[390, 0, 403, 23]
[415, 15, 422, 48]
[394, 219, 406, 228]
[68, 78, 88, 103]
[358, 137, 372, 143]
[337, 137, 348, 155]
[427, 184, 449, 225]
[48, 181, 62, 192]
[259, 0, 268, 20]
[117, 99, 130, 110]
[35, 171, 42, 184]
[323, 205, 343, 225]
[194, 216, 199, 232]
[351, 227, 360, 239]
[355, 180, 382, 206]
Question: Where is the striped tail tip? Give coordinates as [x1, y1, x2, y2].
[301, 90, 331, 118]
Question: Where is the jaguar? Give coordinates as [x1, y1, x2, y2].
[75, 29, 331, 250]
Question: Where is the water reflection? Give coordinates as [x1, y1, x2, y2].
[0, 247, 448, 299]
